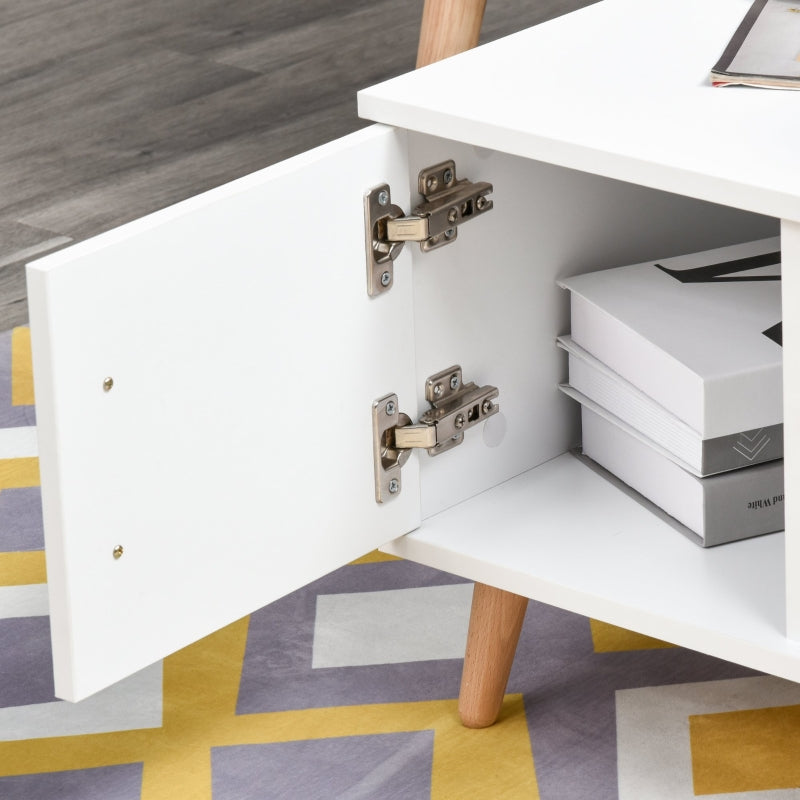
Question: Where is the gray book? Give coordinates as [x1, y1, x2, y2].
[578, 401, 784, 547]
[558, 335, 782, 476]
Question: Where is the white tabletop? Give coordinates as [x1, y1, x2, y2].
[358, 0, 800, 221]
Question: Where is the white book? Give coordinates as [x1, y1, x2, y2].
[579, 403, 784, 547]
[558, 335, 782, 476]
[558, 237, 782, 440]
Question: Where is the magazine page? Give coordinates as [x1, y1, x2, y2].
[712, 0, 800, 87]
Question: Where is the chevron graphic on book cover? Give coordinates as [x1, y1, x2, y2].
[733, 429, 771, 461]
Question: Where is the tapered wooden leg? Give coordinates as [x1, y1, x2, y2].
[459, 583, 529, 728]
[416, 0, 526, 732]
[416, 0, 487, 68]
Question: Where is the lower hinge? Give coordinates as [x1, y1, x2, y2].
[372, 365, 499, 503]
[365, 159, 493, 297]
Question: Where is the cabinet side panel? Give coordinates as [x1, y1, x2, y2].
[782, 218, 800, 640]
[28, 124, 421, 701]
[408, 133, 778, 518]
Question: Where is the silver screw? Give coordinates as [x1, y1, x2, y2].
[433, 383, 443, 397]
[103, 377, 114, 392]
[443, 168, 454, 184]
[385, 400, 396, 416]
[449, 374, 460, 390]
[476, 195, 488, 211]
[426, 176, 438, 192]
[454, 414, 465, 429]
[447, 207, 458, 224]
[377, 189, 389, 206]
[388, 478, 400, 494]
[380, 271, 391, 287]
[444, 228, 456, 240]
[482, 399, 494, 414]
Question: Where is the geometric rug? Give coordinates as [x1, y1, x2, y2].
[1, 325, 800, 799]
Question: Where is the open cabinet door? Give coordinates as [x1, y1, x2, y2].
[27, 124, 421, 702]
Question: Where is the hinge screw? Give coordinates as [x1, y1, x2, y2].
[388, 478, 400, 494]
[103, 377, 114, 392]
[377, 189, 389, 206]
[444, 228, 456, 240]
[482, 399, 494, 414]
[113, 545, 124, 560]
[380, 271, 391, 287]
[385, 400, 396, 416]
[449, 374, 459, 390]
[426, 175, 438, 192]
[443, 168, 454, 185]
[476, 195, 488, 211]
[454, 414, 465, 429]
[433, 383, 443, 397]
[447, 207, 458, 224]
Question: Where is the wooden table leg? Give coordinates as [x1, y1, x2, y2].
[416, 0, 487, 68]
[415, 0, 527, 732]
[459, 583, 529, 728]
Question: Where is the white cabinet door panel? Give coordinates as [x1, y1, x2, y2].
[27, 124, 420, 702]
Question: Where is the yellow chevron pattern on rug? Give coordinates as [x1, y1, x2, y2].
[690, 703, 800, 794]
[0, 550, 46, 586]
[0, 329, 43, 588]
[11, 326, 34, 407]
[0, 616, 538, 800]
[589, 619, 676, 652]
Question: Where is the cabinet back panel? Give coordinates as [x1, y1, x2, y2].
[408, 133, 778, 518]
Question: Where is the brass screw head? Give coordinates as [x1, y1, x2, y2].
[113, 545, 124, 560]
[103, 377, 114, 392]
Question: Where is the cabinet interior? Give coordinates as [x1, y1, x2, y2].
[386, 132, 800, 678]
[406, 131, 779, 518]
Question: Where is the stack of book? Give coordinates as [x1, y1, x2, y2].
[558, 237, 784, 546]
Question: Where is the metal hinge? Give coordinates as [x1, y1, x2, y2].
[365, 160, 494, 297]
[372, 365, 499, 503]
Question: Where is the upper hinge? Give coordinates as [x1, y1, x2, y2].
[365, 159, 493, 297]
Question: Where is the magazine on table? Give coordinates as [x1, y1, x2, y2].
[711, 0, 800, 89]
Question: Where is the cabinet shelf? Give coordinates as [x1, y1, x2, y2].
[384, 452, 800, 680]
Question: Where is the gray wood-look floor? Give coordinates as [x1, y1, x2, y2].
[0, 0, 592, 329]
